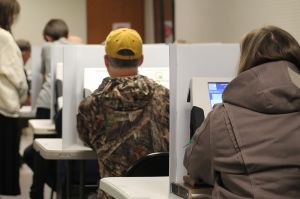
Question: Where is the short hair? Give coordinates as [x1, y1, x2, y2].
[16, 39, 31, 52]
[238, 25, 300, 73]
[43, 19, 69, 41]
[0, 0, 20, 32]
[107, 49, 141, 68]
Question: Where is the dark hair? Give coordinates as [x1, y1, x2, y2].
[16, 39, 31, 52]
[238, 25, 300, 73]
[0, 0, 20, 32]
[43, 19, 69, 41]
[107, 49, 141, 68]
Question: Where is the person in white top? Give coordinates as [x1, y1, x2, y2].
[0, 0, 28, 196]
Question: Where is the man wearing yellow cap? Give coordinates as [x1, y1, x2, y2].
[77, 28, 169, 199]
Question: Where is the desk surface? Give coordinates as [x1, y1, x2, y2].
[100, 177, 185, 199]
[33, 138, 97, 160]
[29, 119, 56, 135]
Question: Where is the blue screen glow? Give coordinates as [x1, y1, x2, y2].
[208, 82, 229, 108]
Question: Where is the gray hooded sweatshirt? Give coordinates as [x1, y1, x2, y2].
[184, 61, 300, 199]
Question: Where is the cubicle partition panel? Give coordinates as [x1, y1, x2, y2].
[141, 44, 169, 67]
[62, 44, 170, 148]
[62, 45, 105, 148]
[139, 44, 169, 88]
[169, 44, 239, 185]
[31, 46, 42, 109]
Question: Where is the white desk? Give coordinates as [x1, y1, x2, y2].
[33, 138, 96, 160]
[29, 119, 56, 135]
[100, 177, 181, 199]
[100, 177, 212, 199]
[33, 138, 97, 199]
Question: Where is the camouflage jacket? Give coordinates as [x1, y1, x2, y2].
[77, 75, 169, 194]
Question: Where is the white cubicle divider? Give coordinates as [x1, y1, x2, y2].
[31, 46, 42, 109]
[169, 43, 240, 185]
[62, 44, 170, 148]
[140, 44, 169, 88]
[62, 45, 106, 148]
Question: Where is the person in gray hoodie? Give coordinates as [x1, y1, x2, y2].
[35, 18, 70, 118]
[184, 25, 300, 199]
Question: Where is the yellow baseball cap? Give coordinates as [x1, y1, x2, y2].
[105, 28, 143, 60]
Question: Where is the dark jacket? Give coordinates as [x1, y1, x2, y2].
[184, 61, 300, 199]
[77, 75, 169, 179]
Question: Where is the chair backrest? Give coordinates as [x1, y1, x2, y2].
[55, 79, 63, 111]
[125, 152, 169, 177]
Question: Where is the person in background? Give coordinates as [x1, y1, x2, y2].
[77, 28, 169, 199]
[184, 25, 300, 199]
[35, 18, 70, 119]
[16, 39, 31, 105]
[68, 34, 83, 44]
[16, 39, 31, 65]
[0, 0, 28, 196]
[24, 18, 72, 199]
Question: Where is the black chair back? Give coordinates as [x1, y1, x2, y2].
[125, 152, 169, 177]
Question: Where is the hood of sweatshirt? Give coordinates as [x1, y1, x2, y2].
[93, 75, 156, 111]
[223, 61, 300, 114]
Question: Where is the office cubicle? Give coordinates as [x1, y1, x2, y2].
[62, 44, 169, 148]
[169, 43, 240, 186]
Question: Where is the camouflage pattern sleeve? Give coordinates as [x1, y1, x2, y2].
[161, 87, 170, 127]
[153, 86, 170, 146]
[163, 88, 170, 146]
[77, 95, 98, 148]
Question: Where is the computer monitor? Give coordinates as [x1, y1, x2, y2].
[208, 82, 229, 108]
[84, 68, 109, 97]
[139, 67, 169, 89]
[84, 67, 169, 98]
[190, 77, 232, 117]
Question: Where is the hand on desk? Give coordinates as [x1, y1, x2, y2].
[183, 175, 208, 187]
[171, 176, 212, 198]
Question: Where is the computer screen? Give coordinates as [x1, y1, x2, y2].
[84, 68, 108, 97]
[139, 67, 169, 89]
[190, 77, 232, 117]
[84, 67, 169, 97]
[208, 82, 229, 108]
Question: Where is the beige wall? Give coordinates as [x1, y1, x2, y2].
[13, 0, 152, 45]
[175, 0, 300, 43]
[13, 0, 87, 46]
[11, 1, 300, 45]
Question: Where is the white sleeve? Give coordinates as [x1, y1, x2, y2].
[0, 41, 28, 103]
